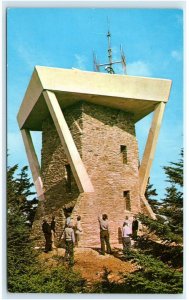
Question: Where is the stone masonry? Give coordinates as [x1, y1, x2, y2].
[32, 101, 142, 247]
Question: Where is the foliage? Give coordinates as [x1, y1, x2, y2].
[141, 149, 183, 245]
[7, 165, 38, 226]
[8, 165, 35, 206]
[145, 179, 159, 213]
[7, 164, 38, 291]
[159, 149, 183, 234]
[9, 264, 86, 293]
[91, 251, 183, 294]
[163, 148, 183, 187]
[7, 164, 86, 293]
[136, 236, 183, 269]
[7, 148, 184, 293]
[138, 213, 182, 244]
[158, 185, 183, 235]
[93, 149, 184, 294]
[122, 252, 183, 294]
[127, 149, 183, 292]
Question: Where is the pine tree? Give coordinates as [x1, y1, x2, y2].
[7, 164, 38, 291]
[8, 165, 38, 226]
[110, 149, 184, 293]
[7, 164, 86, 293]
[145, 179, 159, 213]
[140, 149, 183, 243]
[159, 149, 183, 236]
[163, 148, 183, 187]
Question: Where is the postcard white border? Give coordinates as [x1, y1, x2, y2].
[1, 1, 188, 300]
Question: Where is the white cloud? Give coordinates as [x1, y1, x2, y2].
[127, 60, 152, 77]
[171, 50, 182, 61]
[74, 54, 87, 70]
[17, 44, 35, 69]
[16, 42, 55, 70]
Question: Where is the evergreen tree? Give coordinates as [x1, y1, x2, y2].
[163, 148, 183, 187]
[7, 164, 39, 291]
[8, 165, 38, 226]
[108, 149, 184, 293]
[141, 149, 183, 243]
[145, 179, 159, 213]
[7, 164, 86, 293]
[159, 149, 183, 236]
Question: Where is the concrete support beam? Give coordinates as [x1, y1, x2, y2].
[21, 129, 45, 200]
[140, 195, 157, 220]
[43, 90, 94, 193]
[139, 102, 165, 196]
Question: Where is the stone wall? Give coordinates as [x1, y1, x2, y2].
[32, 101, 142, 247]
[72, 103, 141, 246]
[31, 105, 83, 244]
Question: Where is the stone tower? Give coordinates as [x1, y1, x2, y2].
[17, 66, 172, 247]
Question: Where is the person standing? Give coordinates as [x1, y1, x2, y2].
[64, 222, 75, 266]
[42, 219, 52, 253]
[125, 216, 132, 226]
[65, 212, 71, 227]
[98, 214, 112, 255]
[122, 221, 132, 254]
[75, 216, 83, 247]
[132, 216, 139, 240]
[59, 212, 72, 241]
[51, 216, 56, 249]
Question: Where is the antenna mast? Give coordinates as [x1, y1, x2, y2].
[93, 24, 126, 75]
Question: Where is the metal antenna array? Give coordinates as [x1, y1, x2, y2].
[93, 27, 126, 75]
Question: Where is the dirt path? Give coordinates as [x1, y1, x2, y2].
[38, 247, 135, 284]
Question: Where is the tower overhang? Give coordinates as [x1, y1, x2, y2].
[17, 66, 172, 131]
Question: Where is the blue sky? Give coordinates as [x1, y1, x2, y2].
[7, 8, 183, 200]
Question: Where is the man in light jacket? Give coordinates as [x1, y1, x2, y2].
[64, 222, 75, 266]
[98, 214, 112, 255]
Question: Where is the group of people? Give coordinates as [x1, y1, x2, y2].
[42, 213, 139, 266]
[42, 214, 83, 266]
[122, 216, 139, 254]
[98, 214, 139, 256]
[61, 214, 83, 266]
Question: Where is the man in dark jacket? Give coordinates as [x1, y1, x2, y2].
[42, 219, 52, 253]
[51, 216, 56, 249]
[132, 216, 139, 240]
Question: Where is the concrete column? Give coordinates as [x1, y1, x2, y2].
[21, 129, 45, 200]
[139, 102, 165, 195]
[43, 90, 94, 193]
[140, 195, 156, 220]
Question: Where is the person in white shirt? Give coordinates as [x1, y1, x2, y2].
[122, 221, 132, 254]
[75, 216, 83, 247]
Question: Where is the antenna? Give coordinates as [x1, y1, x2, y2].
[93, 21, 127, 75]
[93, 51, 100, 72]
[120, 45, 126, 75]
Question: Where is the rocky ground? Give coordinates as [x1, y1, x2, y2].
[38, 246, 136, 284]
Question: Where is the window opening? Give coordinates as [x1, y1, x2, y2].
[120, 145, 127, 164]
[123, 190, 131, 211]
